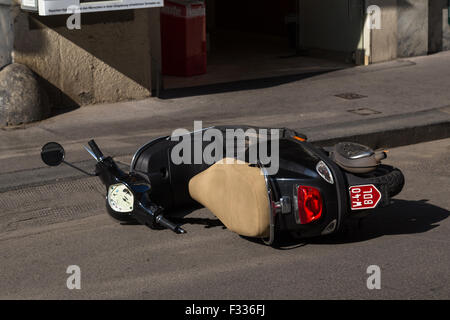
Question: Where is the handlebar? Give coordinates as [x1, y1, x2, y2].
[83, 140, 185, 235]
[138, 202, 186, 234]
[156, 215, 186, 234]
[88, 139, 104, 160]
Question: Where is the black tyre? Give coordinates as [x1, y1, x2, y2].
[357, 165, 405, 198]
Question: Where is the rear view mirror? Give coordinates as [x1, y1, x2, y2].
[41, 142, 65, 167]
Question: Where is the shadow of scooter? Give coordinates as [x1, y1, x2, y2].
[120, 199, 449, 250]
[260, 199, 449, 249]
[119, 206, 226, 230]
[311, 199, 448, 245]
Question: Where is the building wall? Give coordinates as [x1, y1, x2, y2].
[429, 0, 450, 52]
[2, 1, 450, 108]
[444, 6, 450, 50]
[299, 0, 449, 64]
[10, 7, 158, 108]
[367, 0, 398, 63]
[298, 0, 398, 64]
[429, 0, 444, 53]
[299, 0, 363, 54]
[397, 0, 428, 57]
[0, 0, 15, 69]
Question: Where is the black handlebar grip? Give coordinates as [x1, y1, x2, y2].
[156, 215, 186, 234]
[88, 139, 104, 159]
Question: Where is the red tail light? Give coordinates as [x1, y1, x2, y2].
[297, 186, 323, 224]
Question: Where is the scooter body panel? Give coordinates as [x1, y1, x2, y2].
[130, 126, 349, 238]
[40, 125, 404, 243]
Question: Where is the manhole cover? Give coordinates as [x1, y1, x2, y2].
[335, 93, 367, 100]
[347, 108, 382, 116]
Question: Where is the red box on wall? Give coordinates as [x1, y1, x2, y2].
[161, 0, 207, 76]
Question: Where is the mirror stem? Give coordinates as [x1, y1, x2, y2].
[63, 161, 97, 177]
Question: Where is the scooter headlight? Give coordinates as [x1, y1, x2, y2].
[316, 160, 334, 184]
[107, 183, 134, 213]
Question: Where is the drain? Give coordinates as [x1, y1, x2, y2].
[335, 93, 367, 100]
[347, 108, 382, 116]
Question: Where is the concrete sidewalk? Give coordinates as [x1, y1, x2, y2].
[0, 51, 449, 190]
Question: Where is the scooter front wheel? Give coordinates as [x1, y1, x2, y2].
[356, 164, 405, 198]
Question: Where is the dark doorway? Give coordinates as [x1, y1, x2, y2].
[162, 0, 354, 91]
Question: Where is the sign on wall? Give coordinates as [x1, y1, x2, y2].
[21, 0, 38, 11]
[25, 0, 163, 16]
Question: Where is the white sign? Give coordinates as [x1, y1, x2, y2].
[38, 0, 164, 16]
[23, 0, 37, 6]
[21, 0, 38, 11]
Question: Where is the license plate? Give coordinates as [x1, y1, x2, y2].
[349, 184, 381, 210]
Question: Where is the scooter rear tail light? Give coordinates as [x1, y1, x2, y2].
[297, 186, 323, 224]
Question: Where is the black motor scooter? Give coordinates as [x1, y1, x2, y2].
[41, 126, 404, 245]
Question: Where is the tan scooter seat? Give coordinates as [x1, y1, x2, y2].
[188, 158, 270, 238]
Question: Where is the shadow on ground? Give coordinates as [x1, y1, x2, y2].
[119, 199, 448, 249]
[276, 199, 449, 249]
[158, 70, 337, 99]
[120, 206, 226, 230]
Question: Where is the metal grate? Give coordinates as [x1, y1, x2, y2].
[335, 93, 368, 100]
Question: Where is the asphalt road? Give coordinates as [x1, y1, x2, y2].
[0, 139, 449, 299]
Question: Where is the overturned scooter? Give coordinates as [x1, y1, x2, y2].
[41, 126, 404, 245]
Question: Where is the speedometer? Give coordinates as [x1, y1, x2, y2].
[107, 183, 134, 213]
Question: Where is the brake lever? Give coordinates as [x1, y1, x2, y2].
[83, 145, 100, 162]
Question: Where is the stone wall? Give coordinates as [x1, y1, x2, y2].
[0, 0, 15, 69]
[2, 0, 449, 110]
[397, 0, 428, 57]
[6, 6, 159, 108]
[397, 0, 450, 56]
[299, 0, 449, 64]
[429, 0, 450, 52]
[367, 0, 399, 63]
[362, 0, 450, 62]
[444, 6, 450, 50]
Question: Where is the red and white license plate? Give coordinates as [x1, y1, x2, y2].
[349, 184, 381, 210]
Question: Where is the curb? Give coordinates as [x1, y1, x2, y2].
[0, 107, 448, 192]
[304, 106, 450, 149]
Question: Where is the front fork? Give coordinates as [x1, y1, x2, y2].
[96, 159, 186, 234]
